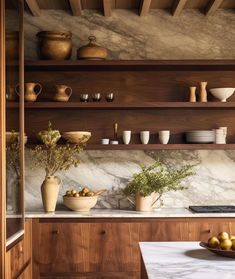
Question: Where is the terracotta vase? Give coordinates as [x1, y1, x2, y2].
[127, 192, 160, 212]
[53, 85, 72, 102]
[199, 81, 208, 102]
[41, 176, 61, 213]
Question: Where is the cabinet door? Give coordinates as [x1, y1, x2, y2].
[151, 220, 190, 241]
[33, 220, 149, 278]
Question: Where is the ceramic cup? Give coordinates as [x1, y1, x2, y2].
[215, 129, 226, 144]
[101, 138, 109, 145]
[159, 130, 170, 144]
[122, 131, 131, 145]
[140, 131, 150, 145]
[110, 140, 119, 145]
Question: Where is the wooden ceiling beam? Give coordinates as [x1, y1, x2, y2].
[103, 0, 112, 17]
[25, 0, 41, 17]
[205, 0, 224, 16]
[172, 0, 188, 16]
[69, 0, 82, 16]
[139, 0, 152, 16]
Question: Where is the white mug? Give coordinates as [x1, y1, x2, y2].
[122, 131, 131, 145]
[101, 138, 109, 145]
[215, 129, 226, 144]
[159, 130, 170, 144]
[140, 131, 150, 145]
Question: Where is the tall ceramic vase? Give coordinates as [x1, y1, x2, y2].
[41, 176, 61, 213]
[199, 81, 208, 102]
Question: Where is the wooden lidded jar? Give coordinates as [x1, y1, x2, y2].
[77, 36, 108, 60]
[37, 31, 72, 60]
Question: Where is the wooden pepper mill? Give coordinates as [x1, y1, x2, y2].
[189, 86, 197, 102]
[199, 81, 208, 102]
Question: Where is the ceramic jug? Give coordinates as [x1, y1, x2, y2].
[41, 176, 61, 213]
[53, 85, 72, 102]
[6, 84, 18, 101]
[17, 82, 42, 102]
[127, 192, 160, 212]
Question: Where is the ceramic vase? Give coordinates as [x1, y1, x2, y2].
[41, 176, 61, 213]
[159, 130, 170, 144]
[189, 86, 197, 102]
[199, 81, 208, 102]
[127, 192, 160, 212]
[140, 131, 150, 144]
[122, 131, 131, 144]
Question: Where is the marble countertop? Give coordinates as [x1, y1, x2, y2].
[139, 242, 235, 279]
[25, 207, 235, 218]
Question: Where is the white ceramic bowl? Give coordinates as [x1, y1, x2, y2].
[63, 195, 98, 212]
[62, 131, 91, 144]
[209, 88, 235, 102]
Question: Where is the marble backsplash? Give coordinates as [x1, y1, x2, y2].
[22, 8, 235, 210]
[24, 9, 235, 60]
[25, 149, 235, 210]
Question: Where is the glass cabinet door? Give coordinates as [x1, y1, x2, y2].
[5, 0, 24, 245]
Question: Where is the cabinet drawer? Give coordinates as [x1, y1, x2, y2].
[188, 221, 231, 241]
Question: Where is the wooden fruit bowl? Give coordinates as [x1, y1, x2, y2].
[200, 242, 235, 258]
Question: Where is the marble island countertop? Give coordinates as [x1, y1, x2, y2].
[139, 242, 235, 279]
[25, 207, 235, 218]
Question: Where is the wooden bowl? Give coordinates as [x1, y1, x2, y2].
[200, 242, 235, 258]
[62, 131, 91, 144]
[63, 195, 98, 212]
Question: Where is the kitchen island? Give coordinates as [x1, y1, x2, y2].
[139, 242, 235, 279]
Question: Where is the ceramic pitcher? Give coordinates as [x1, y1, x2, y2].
[53, 85, 72, 102]
[127, 192, 160, 212]
[41, 176, 61, 213]
[17, 82, 42, 102]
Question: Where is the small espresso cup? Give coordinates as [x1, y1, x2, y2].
[159, 130, 170, 144]
[140, 131, 150, 145]
[122, 131, 131, 145]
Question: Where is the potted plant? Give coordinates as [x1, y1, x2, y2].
[123, 160, 194, 212]
[31, 122, 86, 213]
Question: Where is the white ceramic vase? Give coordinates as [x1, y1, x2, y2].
[159, 130, 170, 144]
[140, 131, 150, 145]
[122, 131, 131, 144]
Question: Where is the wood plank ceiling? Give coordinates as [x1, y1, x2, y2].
[7, 0, 235, 17]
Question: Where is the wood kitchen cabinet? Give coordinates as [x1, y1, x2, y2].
[5, 219, 32, 279]
[32, 218, 235, 279]
[32, 219, 149, 278]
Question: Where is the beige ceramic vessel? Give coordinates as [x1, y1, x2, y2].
[63, 195, 98, 212]
[62, 131, 91, 144]
[41, 176, 61, 213]
[77, 36, 107, 60]
[127, 192, 160, 212]
[53, 85, 72, 102]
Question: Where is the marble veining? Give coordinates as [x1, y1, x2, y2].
[25, 150, 235, 211]
[23, 9, 235, 60]
[139, 242, 235, 279]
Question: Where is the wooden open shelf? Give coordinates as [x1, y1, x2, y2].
[18, 59, 235, 151]
[7, 102, 235, 110]
[25, 59, 235, 71]
[26, 143, 235, 150]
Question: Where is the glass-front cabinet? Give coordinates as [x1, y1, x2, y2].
[5, 0, 24, 246]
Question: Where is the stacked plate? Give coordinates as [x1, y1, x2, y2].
[185, 130, 215, 143]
